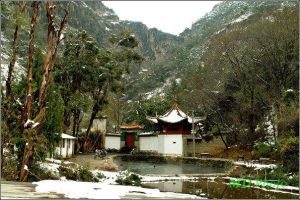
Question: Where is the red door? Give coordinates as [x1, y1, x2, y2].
[125, 133, 135, 147]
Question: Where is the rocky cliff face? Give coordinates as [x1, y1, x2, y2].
[1, 0, 180, 85]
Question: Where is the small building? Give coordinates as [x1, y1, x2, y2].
[104, 124, 143, 151]
[55, 133, 76, 158]
[90, 116, 107, 149]
[104, 104, 211, 156]
[119, 124, 144, 149]
[91, 116, 107, 133]
[147, 104, 202, 156]
[105, 133, 121, 150]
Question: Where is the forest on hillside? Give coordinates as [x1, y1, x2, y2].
[1, 0, 298, 186]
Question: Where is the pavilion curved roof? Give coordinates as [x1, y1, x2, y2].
[146, 104, 202, 124]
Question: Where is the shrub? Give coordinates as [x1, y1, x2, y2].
[278, 137, 299, 172]
[95, 171, 106, 180]
[264, 167, 299, 187]
[58, 165, 79, 180]
[253, 142, 274, 158]
[2, 154, 18, 181]
[77, 167, 98, 182]
[287, 173, 299, 186]
[116, 171, 141, 186]
[58, 165, 103, 182]
[29, 164, 59, 181]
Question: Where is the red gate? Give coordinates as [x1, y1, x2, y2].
[125, 133, 135, 147]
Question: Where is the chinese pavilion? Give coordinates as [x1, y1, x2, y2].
[146, 104, 202, 155]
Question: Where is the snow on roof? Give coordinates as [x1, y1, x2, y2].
[159, 108, 187, 123]
[148, 104, 202, 124]
[139, 132, 156, 136]
[146, 117, 158, 123]
[61, 133, 76, 139]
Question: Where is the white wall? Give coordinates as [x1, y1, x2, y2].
[67, 140, 74, 156]
[91, 118, 107, 133]
[105, 136, 120, 150]
[55, 139, 75, 158]
[158, 135, 183, 156]
[139, 136, 158, 152]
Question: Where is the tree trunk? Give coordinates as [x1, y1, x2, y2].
[217, 125, 229, 150]
[19, 0, 68, 182]
[248, 88, 256, 147]
[19, 1, 40, 183]
[83, 107, 98, 151]
[63, 98, 71, 133]
[3, 1, 27, 132]
[5, 1, 26, 99]
[37, 0, 68, 113]
[72, 108, 80, 153]
[19, 143, 33, 181]
[83, 83, 109, 152]
[24, 1, 40, 120]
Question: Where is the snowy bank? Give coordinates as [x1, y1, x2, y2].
[234, 161, 277, 170]
[34, 180, 205, 199]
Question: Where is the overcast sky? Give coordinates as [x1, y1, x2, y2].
[102, 1, 221, 35]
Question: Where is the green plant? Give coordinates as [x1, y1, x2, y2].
[58, 166, 79, 181]
[287, 173, 299, 187]
[77, 167, 98, 182]
[29, 164, 59, 181]
[95, 172, 106, 180]
[116, 171, 141, 186]
[278, 137, 299, 172]
[253, 142, 274, 158]
[2, 154, 19, 181]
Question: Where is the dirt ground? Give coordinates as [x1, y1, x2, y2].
[204, 145, 253, 160]
[69, 153, 119, 171]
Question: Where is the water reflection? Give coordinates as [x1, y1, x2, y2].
[115, 159, 225, 175]
[142, 178, 299, 199]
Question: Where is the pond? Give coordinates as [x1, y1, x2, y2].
[113, 155, 299, 199]
[113, 155, 230, 175]
[142, 178, 299, 199]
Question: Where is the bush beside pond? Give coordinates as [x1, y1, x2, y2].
[29, 164, 60, 181]
[58, 165, 105, 182]
[116, 171, 141, 186]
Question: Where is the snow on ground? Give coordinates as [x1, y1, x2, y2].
[141, 175, 198, 183]
[230, 12, 253, 24]
[39, 162, 60, 174]
[38, 160, 202, 199]
[234, 161, 277, 170]
[45, 158, 72, 164]
[34, 180, 204, 199]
